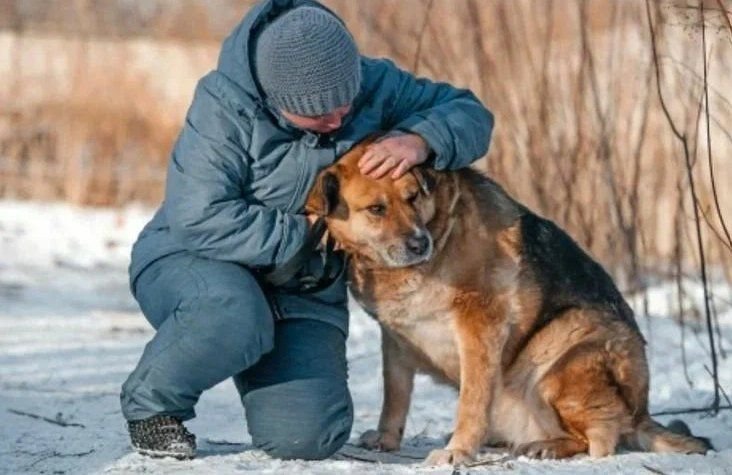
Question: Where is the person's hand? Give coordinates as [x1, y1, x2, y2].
[358, 132, 430, 179]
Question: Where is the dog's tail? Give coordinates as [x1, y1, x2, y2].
[605, 336, 712, 455]
[623, 416, 712, 454]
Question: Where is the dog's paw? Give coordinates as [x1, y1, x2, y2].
[358, 429, 401, 451]
[424, 447, 474, 466]
[512, 438, 590, 460]
[512, 441, 561, 459]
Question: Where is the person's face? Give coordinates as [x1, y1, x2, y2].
[280, 104, 352, 134]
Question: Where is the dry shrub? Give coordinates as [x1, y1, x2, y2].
[0, 39, 181, 205]
[0, 0, 730, 289]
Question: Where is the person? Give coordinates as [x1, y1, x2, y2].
[120, 0, 494, 461]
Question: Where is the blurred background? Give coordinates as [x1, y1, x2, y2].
[1, 2, 732, 471]
[0, 0, 730, 399]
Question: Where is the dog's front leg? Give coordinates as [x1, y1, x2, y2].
[426, 308, 504, 466]
[359, 325, 416, 451]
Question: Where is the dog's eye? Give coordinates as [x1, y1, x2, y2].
[366, 204, 386, 216]
[406, 193, 419, 205]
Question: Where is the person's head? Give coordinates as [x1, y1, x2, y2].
[255, 6, 361, 134]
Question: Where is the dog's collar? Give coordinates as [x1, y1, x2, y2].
[433, 173, 461, 255]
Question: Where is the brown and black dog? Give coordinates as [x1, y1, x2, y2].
[306, 139, 711, 466]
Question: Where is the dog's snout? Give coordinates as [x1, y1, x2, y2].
[406, 234, 430, 256]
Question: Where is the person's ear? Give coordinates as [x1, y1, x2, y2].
[306, 170, 340, 216]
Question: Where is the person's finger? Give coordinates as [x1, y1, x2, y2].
[359, 144, 388, 168]
[360, 148, 390, 174]
[367, 155, 399, 179]
[358, 147, 375, 168]
[390, 160, 411, 179]
[359, 155, 384, 174]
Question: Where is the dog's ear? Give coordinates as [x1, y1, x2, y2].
[411, 166, 438, 195]
[306, 170, 340, 216]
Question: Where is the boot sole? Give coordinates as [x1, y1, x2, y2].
[132, 445, 196, 460]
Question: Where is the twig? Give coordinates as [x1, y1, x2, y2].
[204, 439, 247, 446]
[464, 455, 513, 468]
[704, 365, 732, 407]
[336, 451, 382, 463]
[674, 206, 693, 387]
[643, 464, 667, 475]
[57, 449, 94, 457]
[340, 443, 424, 461]
[8, 409, 85, 428]
[699, 203, 732, 254]
[28, 449, 95, 468]
[411, 419, 435, 439]
[650, 404, 732, 416]
[698, 0, 722, 415]
[715, 0, 732, 38]
[710, 289, 728, 358]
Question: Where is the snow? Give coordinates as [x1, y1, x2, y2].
[1, 199, 731, 474]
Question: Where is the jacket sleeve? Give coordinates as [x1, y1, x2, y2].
[378, 59, 494, 170]
[164, 75, 309, 270]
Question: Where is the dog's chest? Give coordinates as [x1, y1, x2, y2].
[351, 270, 461, 382]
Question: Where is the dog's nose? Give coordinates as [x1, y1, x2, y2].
[406, 234, 430, 256]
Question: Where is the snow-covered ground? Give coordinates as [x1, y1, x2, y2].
[1, 199, 731, 474]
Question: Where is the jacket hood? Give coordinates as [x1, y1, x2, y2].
[217, 0, 346, 106]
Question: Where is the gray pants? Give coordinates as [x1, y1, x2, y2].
[120, 252, 353, 460]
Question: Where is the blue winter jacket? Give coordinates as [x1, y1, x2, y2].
[128, 0, 494, 334]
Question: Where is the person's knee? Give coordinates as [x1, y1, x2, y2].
[246, 380, 353, 460]
[256, 404, 353, 460]
[121, 258, 278, 421]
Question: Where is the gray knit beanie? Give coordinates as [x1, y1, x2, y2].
[255, 6, 361, 116]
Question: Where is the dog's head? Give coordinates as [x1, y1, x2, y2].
[306, 139, 442, 268]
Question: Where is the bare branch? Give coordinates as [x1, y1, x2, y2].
[8, 409, 85, 428]
[412, 0, 435, 75]
[702, 2, 732, 252]
[645, 0, 720, 412]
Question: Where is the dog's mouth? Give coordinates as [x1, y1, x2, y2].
[382, 233, 434, 268]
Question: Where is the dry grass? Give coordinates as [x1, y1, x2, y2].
[1, 72, 178, 205]
[0, 31, 201, 205]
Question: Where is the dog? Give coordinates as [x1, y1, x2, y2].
[305, 138, 712, 466]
